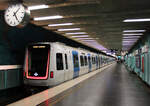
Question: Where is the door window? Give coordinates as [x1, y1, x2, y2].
[56, 53, 64, 70]
[65, 54, 68, 69]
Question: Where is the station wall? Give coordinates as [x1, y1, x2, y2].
[125, 34, 150, 86]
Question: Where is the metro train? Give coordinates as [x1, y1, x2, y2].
[24, 42, 114, 86]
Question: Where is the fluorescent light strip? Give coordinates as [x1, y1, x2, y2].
[123, 40, 138, 42]
[48, 23, 73, 27]
[122, 44, 132, 45]
[123, 38, 140, 40]
[122, 43, 134, 45]
[77, 38, 94, 40]
[123, 18, 150, 22]
[66, 32, 87, 35]
[122, 41, 135, 42]
[82, 40, 95, 42]
[58, 28, 81, 31]
[122, 41, 136, 43]
[122, 43, 135, 44]
[123, 30, 146, 33]
[122, 41, 136, 42]
[123, 36, 141, 37]
[28, 5, 49, 10]
[123, 40, 138, 41]
[123, 38, 139, 39]
[122, 42, 135, 44]
[71, 35, 89, 38]
[122, 46, 130, 47]
[123, 36, 140, 38]
[123, 39, 138, 40]
[123, 33, 143, 36]
[122, 40, 137, 42]
[34, 15, 63, 21]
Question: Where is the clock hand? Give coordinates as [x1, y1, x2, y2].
[14, 12, 19, 22]
[15, 7, 20, 14]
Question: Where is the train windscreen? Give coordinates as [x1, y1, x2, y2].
[26, 44, 50, 79]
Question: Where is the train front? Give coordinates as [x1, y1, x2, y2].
[24, 44, 52, 86]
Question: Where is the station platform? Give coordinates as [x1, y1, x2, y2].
[9, 63, 150, 106]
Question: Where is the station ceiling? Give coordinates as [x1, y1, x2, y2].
[1, 0, 150, 54]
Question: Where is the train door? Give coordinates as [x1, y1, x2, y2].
[72, 51, 80, 78]
[101, 56, 103, 67]
[64, 53, 69, 81]
[96, 56, 98, 69]
[98, 56, 100, 69]
[56, 53, 65, 83]
[88, 54, 92, 72]
[100, 56, 102, 67]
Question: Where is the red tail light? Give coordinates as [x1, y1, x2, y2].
[50, 71, 54, 78]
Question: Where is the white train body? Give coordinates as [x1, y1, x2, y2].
[24, 42, 114, 86]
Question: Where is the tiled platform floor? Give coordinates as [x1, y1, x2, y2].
[40, 63, 150, 106]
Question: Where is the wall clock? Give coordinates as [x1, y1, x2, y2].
[4, 3, 30, 28]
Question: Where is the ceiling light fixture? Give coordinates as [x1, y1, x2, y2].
[122, 44, 133, 45]
[123, 18, 150, 22]
[28, 5, 49, 10]
[34, 15, 63, 21]
[123, 30, 146, 33]
[122, 41, 136, 43]
[123, 38, 140, 40]
[77, 38, 94, 40]
[66, 32, 87, 35]
[123, 40, 137, 42]
[48, 23, 73, 27]
[123, 33, 143, 36]
[71, 35, 89, 38]
[81, 40, 95, 42]
[58, 28, 81, 31]
[123, 36, 141, 38]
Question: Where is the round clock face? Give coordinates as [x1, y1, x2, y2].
[4, 4, 30, 27]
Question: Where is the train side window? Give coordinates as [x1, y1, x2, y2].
[65, 54, 68, 69]
[84, 56, 87, 66]
[73, 54, 79, 68]
[56, 53, 64, 70]
[80, 55, 84, 66]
